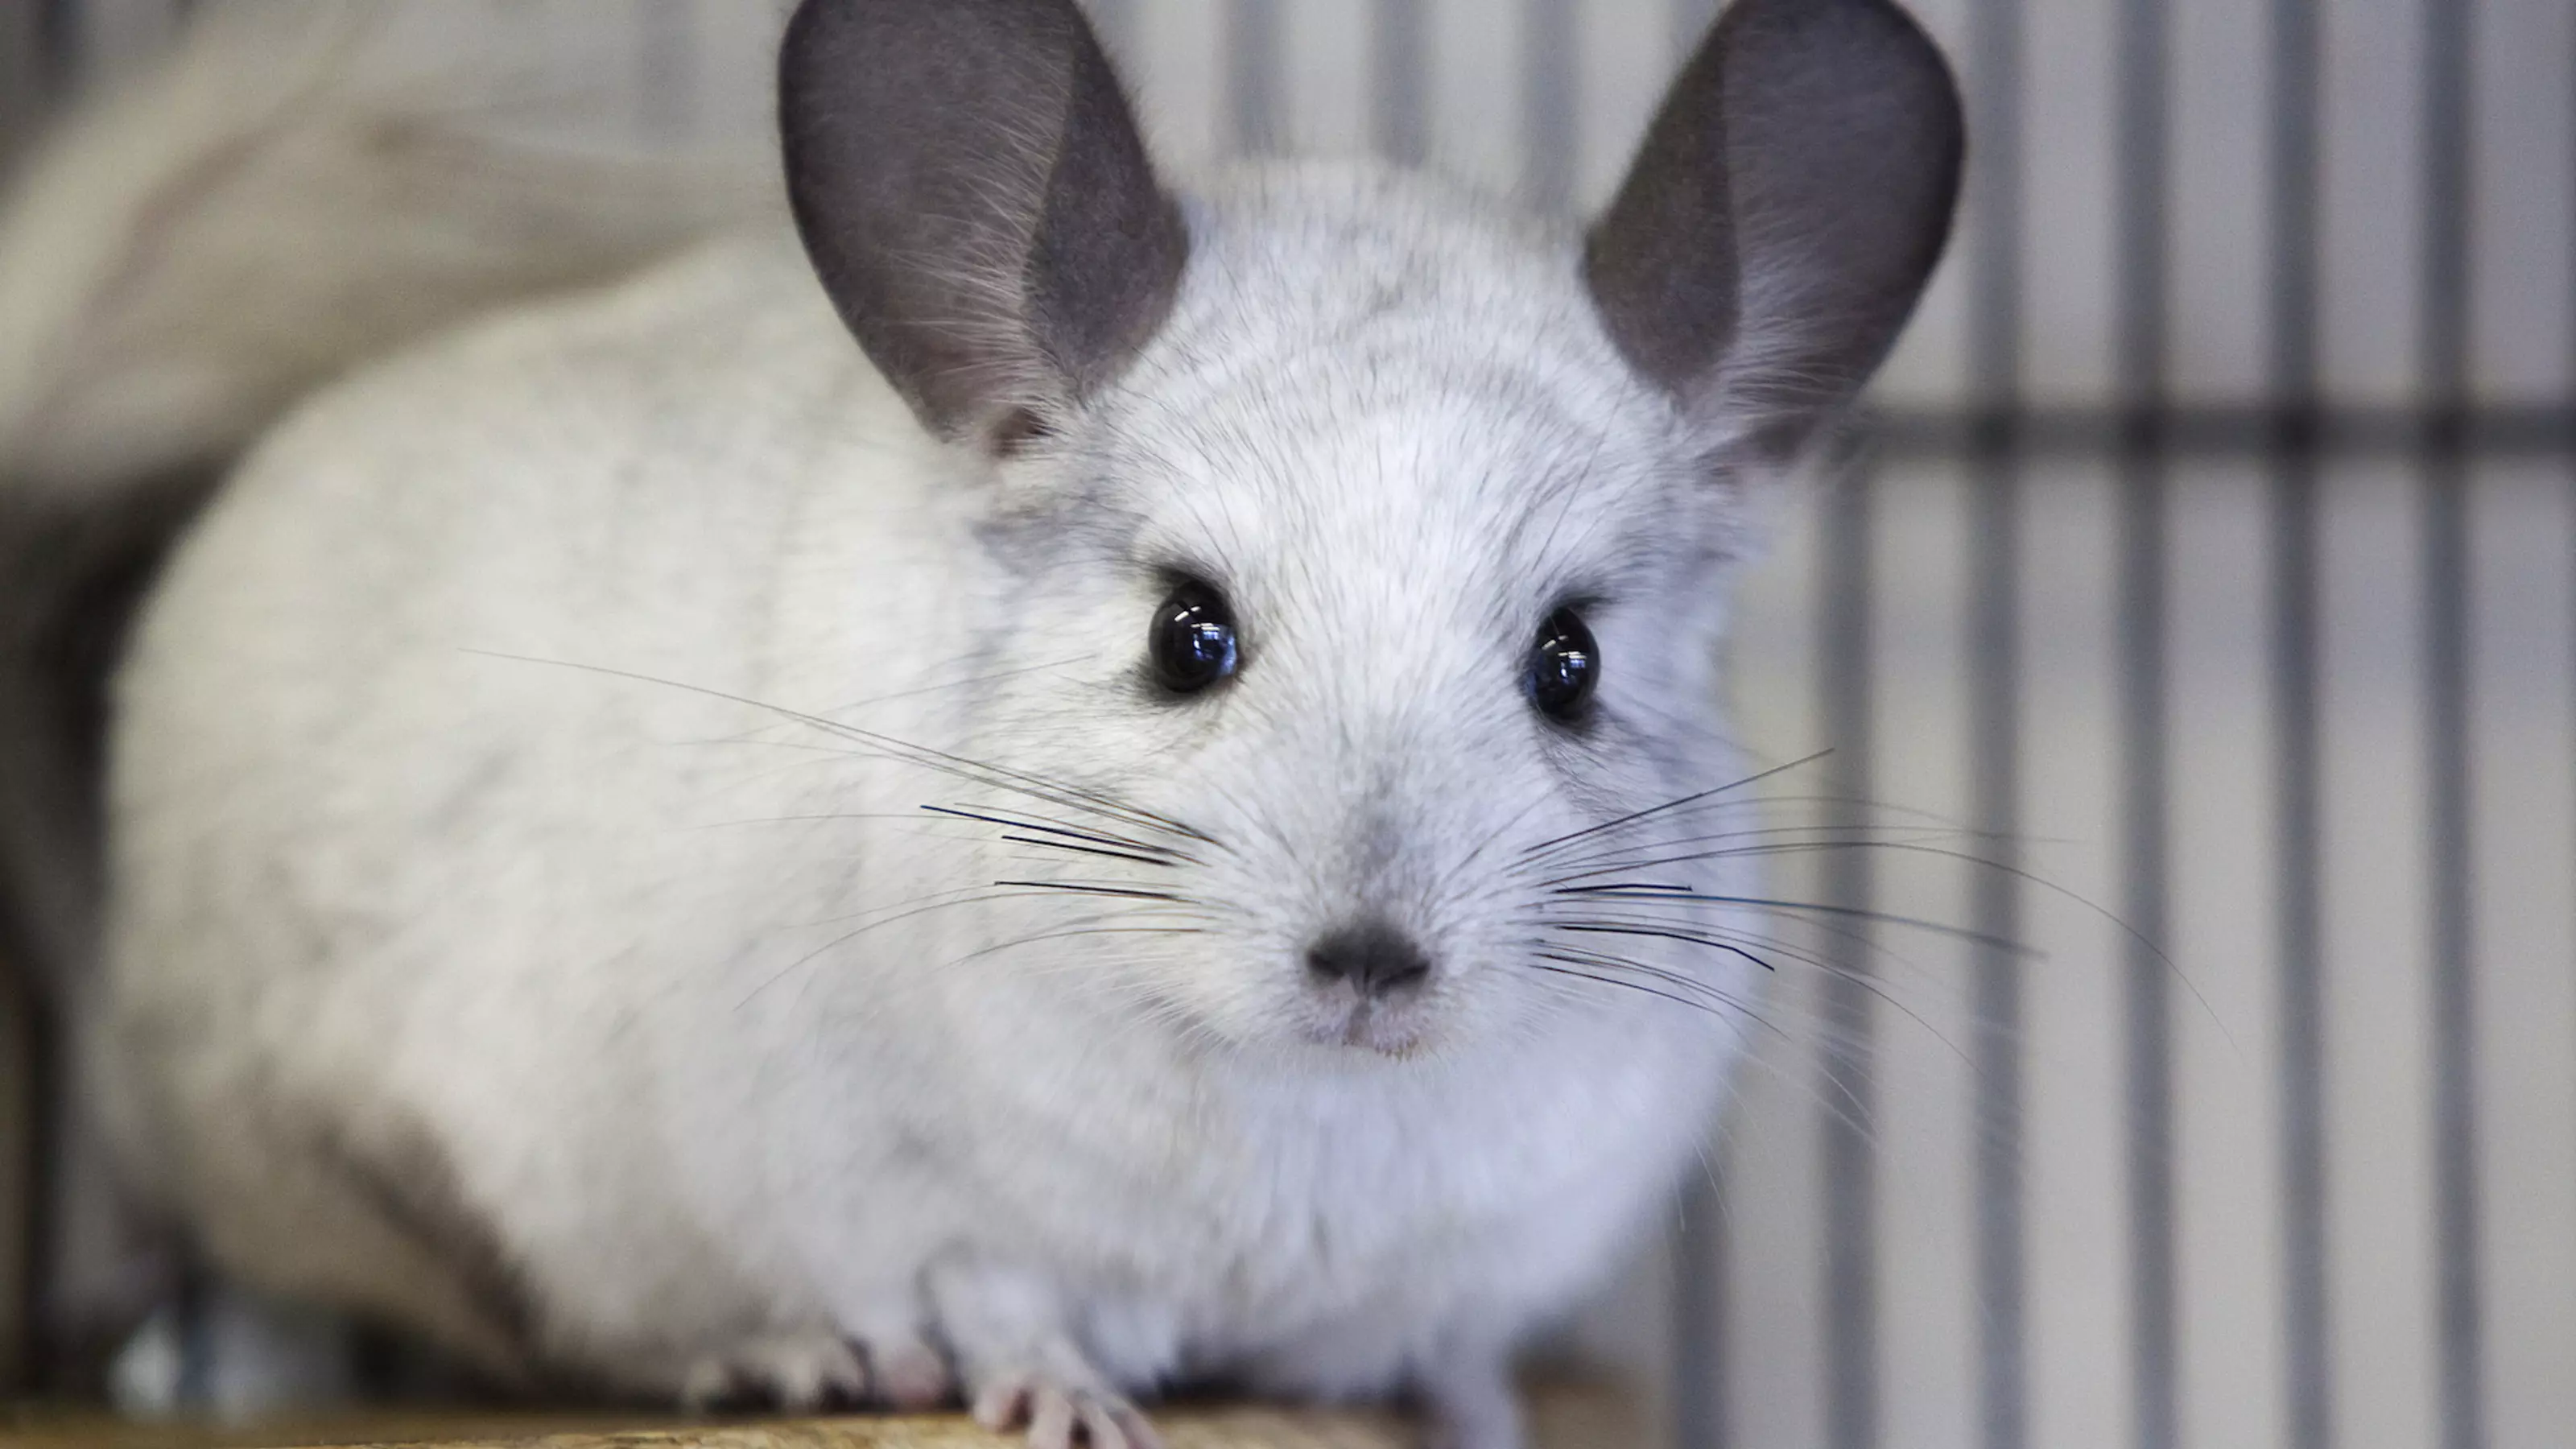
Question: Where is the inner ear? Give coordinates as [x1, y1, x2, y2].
[1586, 0, 1963, 444]
[779, 0, 1188, 448]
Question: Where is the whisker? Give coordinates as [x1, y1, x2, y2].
[1532, 946, 1779, 1028]
[1527, 960, 1730, 1019]
[1546, 888, 2039, 955]
[734, 884, 1046, 1009]
[940, 923, 1216, 971]
[461, 649, 1222, 849]
[993, 881, 1188, 903]
[1549, 920, 1778, 973]
[1534, 835, 2020, 884]
[920, 804, 1192, 865]
[997, 836, 1184, 869]
[1525, 821, 1979, 877]
[1542, 914, 1976, 1072]
[1543, 835, 2207, 1026]
[1516, 750, 1835, 861]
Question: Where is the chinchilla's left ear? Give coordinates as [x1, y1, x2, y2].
[778, 0, 1187, 449]
[1586, 0, 1963, 452]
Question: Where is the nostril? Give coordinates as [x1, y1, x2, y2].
[1305, 920, 1432, 998]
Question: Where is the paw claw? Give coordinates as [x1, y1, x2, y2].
[679, 1331, 890, 1415]
[973, 1368, 1157, 1449]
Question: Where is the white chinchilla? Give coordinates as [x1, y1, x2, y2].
[2, 1, 1960, 1445]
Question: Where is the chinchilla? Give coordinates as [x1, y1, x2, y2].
[0, 1, 1960, 1445]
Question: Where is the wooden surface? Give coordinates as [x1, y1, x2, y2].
[0, 1381, 1649, 1449]
[0, 1407, 1410, 1449]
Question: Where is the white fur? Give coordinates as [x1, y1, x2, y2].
[92, 165, 1768, 1447]
[0, 0, 775, 499]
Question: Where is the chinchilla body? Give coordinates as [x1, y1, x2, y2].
[104, 196, 1730, 1403]
[2, 2, 1962, 1444]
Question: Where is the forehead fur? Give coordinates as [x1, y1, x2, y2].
[1142, 162, 1660, 432]
[1057, 163, 1724, 613]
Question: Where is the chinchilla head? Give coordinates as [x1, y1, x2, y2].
[778, 0, 1960, 1058]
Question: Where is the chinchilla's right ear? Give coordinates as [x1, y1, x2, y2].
[778, 0, 1187, 448]
[1587, 0, 1963, 455]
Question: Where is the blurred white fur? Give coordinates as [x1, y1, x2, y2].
[0, 0, 779, 497]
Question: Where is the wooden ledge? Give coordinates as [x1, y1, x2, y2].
[0, 1381, 1647, 1449]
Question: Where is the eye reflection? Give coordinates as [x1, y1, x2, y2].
[1150, 581, 1237, 695]
[1527, 606, 1596, 720]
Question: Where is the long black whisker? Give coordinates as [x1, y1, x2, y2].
[993, 881, 1188, 902]
[919, 804, 1191, 865]
[1541, 835, 2208, 1024]
[1525, 821, 1981, 877]
[1532, 950, 1810, 1063]
[997, 836, 1183, 869]
[1551, 921, 1777, 973]
[1533, 944, 1777, 1023]
[1545, 915, 1974, 1071]
[1517, 750, 1835, 861]
[1547, 888, 2040, 955]
[1559, 903, 1994, 1020]
[1548, 910, 1880, 982]
[1534, 835, 2029, 884]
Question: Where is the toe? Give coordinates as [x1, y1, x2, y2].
[1073, 1393, 1122, 1449]
[865, 1335, 954, 1410]
[1076, 1391, 1153, 1449]
[974, 1375, 1033, 1431]
[1028, 1387, 1078, 1449]
[1109, 1402, 1166, 1449]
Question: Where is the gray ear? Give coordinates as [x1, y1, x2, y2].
[1586, 0, 1963, 445]
[779, 0, 1187, 445]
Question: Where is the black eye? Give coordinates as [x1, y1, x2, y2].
[1527, 606, 1597, 720]
[1150, 581, 1239, 694]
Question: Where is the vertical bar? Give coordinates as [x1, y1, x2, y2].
[1670, 8, 1732, 1435]
[2268, 2, 2332, 1447]
[2114, 1, 2176, 1447]
[37, 0, 80, 102]
[0, 0, 52, 1395]
[0, 3, 43, 180]
[1373, 0, 1426, 167]
[638, 0, 697, 141]
[1673, 1166, 1727, 1449]
[2418, 3, 2483, 1448]
[1819, 448, 1880, 1449]
[0, 960, 28, 1390]
[1965, 2, 2027, 1448]
[6, 5, 73, 1385]
[1521, 0, 1576, 213]
[1227, 0, 1279, 157]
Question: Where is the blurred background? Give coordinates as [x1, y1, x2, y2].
[0, 2, 2570, 1448]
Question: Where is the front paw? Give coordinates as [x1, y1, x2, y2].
[680, 1328, 951, 1414]
[972, 1368, 1164, 1449]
